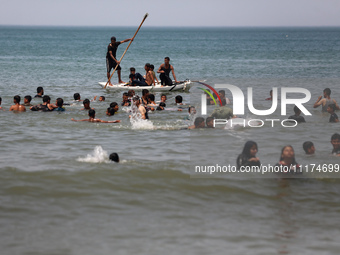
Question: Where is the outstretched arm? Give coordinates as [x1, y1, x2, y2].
[120, 38, 133, 44]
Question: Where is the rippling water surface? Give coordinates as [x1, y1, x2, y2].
[1, 26, 340, 255]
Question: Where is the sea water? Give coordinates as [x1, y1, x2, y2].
[1, 26, 340, 255]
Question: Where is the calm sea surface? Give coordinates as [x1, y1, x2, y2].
[1, 26, 340, 255]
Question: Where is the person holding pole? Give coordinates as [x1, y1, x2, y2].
[106, 36, 133, 85]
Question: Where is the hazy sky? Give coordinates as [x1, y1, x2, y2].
[1, 0, 340, 27]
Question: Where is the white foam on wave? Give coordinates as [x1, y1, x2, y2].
[77, 146, 109, 163]
[129, 102, 154, 130]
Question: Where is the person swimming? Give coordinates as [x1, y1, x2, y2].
[109, 153, 119, 163]
[236, 141, 261, 170]
[275, 145, 302, 174]
[71, 109, 120, 123]
[303, 141, 315, 155]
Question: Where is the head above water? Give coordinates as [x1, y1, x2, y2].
[74, 93, 80, 100]
[323, 88, 331, 97]
[37, 86, 44, 94]
[13, 95, 21, 104]
[175, 95, 183, 103]
[56, 98, 64, 107]
[88, 109, 95, 118]
[24, 95, 32, 103]
[279, 145, 297, 164]
[242, 141, 258, 158]
[194, 117, 205, 128]
[109, 152, 119, 163]
[303, 141, 315, 154]
[43, 95, 51, 103]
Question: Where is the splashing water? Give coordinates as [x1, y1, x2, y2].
[77, 146, 109, 163]
[129, 100, 154, 130]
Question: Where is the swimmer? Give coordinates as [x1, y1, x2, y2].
[127, 90, 135, 100]
[331, 133, 340, 155]
[34, 87, 44, 98]
[23, 95, 33, 106]
[148, 94, 157, 106]
[72, 109, 120, 123]
[132, 96, 149, 120]
[99, 96, 105, 102]
[313, 88, 340, 112]
[109, 153, 119, 163]
[275, 145, 302, 174]
[55, 98, 65, 112]
[110, 102, 119, 113]
[121, 92, 131, 107]
[30, 95, 55, 111]
[303, 141, 315, 155]
[206, 116, 215, 128]
[218, 90, 230, 105]
[288, 106, 306, 123]
[106, 107, 115, 116]
[327, 104, 339, 123]
[236, 141, 261, 170]
[175, 95, 184, 105]
[188, 117, 205, 129]
[156, 102, 166, 111]
[160, 94, 167, 103]
[81, 99, 94, 111]
[9, 95, 26, 112]
[73, 93, 81, 102]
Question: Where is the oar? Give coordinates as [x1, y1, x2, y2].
[104, 13, 149, 89]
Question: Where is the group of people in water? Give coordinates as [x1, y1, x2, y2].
[236, 133, 340, 174]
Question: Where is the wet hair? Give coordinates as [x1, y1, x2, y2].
[123, 92, 128, 97]
[107, 107, 115, 116]
[56, 98, 64, 107]
[156, 102, 166, 111]
[324, 88, 331, 96]
[194, 117, 205, 128]
[110, 102, 118, 108]
[175, 95, 183, 103]
[109, 152, 119, 162]
[241, 141, 258, 158]
[206, 116, 214, 124]
[293, 106, 301, 114]
[165, 57, 170, 61]
[148, 94, 155, 101]
[14, 95, 21, 103]
[24, 95, 32, 102]
[73, 93, 80, 100]
[279, 145, 298, 165]
[88, 109, 95, 118]
[218, 90, 225, 96]
[142, 89, 149, 96]
[37, 87, 43, 94]
[111, 36, 116, 41]
[99, 96, 105, 101]
[43, 95, 51, 103]
[128, 90, 135, 97]
[328, 104, 336, 111]
[130, 67, 136, 72]
[303, 141, 314, 153]
[161, 94, 167, 99]
[83, 99, 90, 105]
[331, 133, 340, 141]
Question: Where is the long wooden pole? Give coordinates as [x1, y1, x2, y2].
[104, 13, 148, 88]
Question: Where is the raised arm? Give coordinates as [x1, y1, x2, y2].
[313, 96, 323, 108]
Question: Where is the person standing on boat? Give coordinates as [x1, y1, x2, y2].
[106, 36, 132, 85]
[157, 57, 178, 85]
